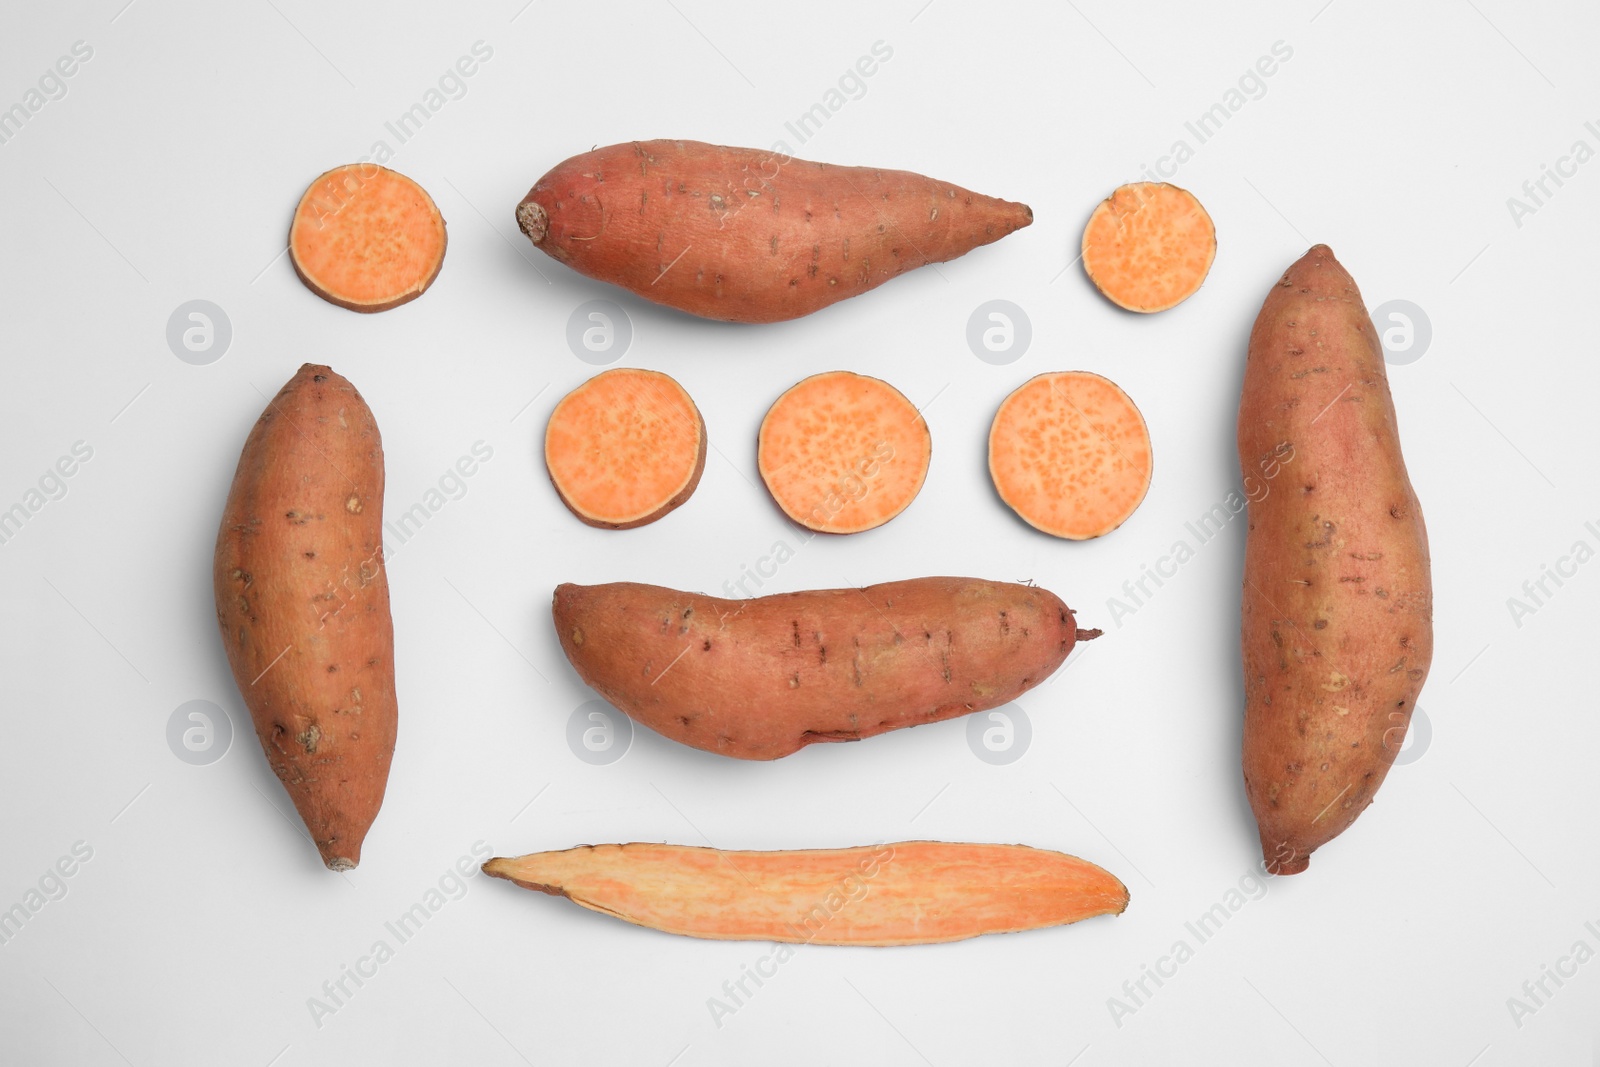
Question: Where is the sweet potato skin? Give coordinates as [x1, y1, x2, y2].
[553, 578, 1095, 760]
[213, 364, 398, 871]
[516, 140, 1032, 324]
[1239, 246, 1432, 875]
[483, 841, 1129, 946]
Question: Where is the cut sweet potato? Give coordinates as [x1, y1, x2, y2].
[289, 164, 447, 313]
[1081, 182, 1215, 313]
[988, 371, 1153, 540]
[757, 371, 930, 534]
[484, 841, 1128, 945]
[545, 368, 707, 529]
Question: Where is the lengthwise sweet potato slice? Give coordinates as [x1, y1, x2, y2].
[289, 164, 447, 313]
[989, 371, 1153, 540]
[757, 371, 931, 534]
[1082, 182, 1215, 312]
[484, 841, 1128, 945]
[544, 368, 707, 529]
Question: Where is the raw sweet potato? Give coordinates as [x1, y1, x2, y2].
[515, 140, 1032, 323]
[484, 841, 1128, 946]
[757, 370, 930, 534]
[1239, 245, 1433, 875]
[289, 164, 447, 313]
[1081, 182, 1215, 313]
[988, 371, 1153, 539]
[545, 368, 707, 529]
[552, 577, 1098, 760]
[213, 364, 398, 871]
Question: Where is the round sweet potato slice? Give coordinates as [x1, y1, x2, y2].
[988, 371, 1153, 540]
[1081, 182, 1215, 313]
[289, 164, 447, 313]
[545, 368, 707, 529]
[757, 371, 931, 534]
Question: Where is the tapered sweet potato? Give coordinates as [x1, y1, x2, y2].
[484, 841, 1128, 945]
[552, 577, 1098, 760]
[213, 364, 398, 871]
[516, 140, 1032, 323]
[1239, 246, 1433, 875]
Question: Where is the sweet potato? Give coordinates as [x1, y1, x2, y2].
[1081, 182, 1215, 312]
[1239, 245, 1433, 875]
[213, 364, 398, 871]
[545, 368, 707, 529]
[290, 164, 447, 313]
[483, 841, 1128, 945]
[757, 370, 930, 534]
[552, 577, 1098, 760]
[988, 371, 1153, 539]
[515, 140, 1032, 323]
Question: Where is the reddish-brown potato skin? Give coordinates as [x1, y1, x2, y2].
[213, 364, 398, 871]
[1239, 246, 1433, 875]
[553, 578, 1096, 760]
[516, 140, 1033, 324]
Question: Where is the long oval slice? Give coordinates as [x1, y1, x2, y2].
[989, 371, 1153, 540]
[484, 841, 1128, 945]
[290, 164, 447, 313]
[545, 368, 707, 529]
[1082, 182, 1215, 312]
[758, 371, 930, 534]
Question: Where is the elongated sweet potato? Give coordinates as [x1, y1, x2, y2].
[516, 140, 1032, 323]
[553, 577, 1097, 760]
[484, 841, 1128, 945]
[1239, 246, 1432, 875]
[213, 364, 398, 871]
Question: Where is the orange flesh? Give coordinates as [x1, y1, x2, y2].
[989, 371, 1153, 540]
[545, 369, 706, 528]
[484, 841, 1129, 946]
[1081, 182, 1215, 312]
[289, 164, 446, 312]
[757, 371, 931, 534]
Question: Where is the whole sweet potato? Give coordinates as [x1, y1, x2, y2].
[1239, 246, 1433, 875]
[553, 577, 1097, 760]
[516, 140, 1032, 323]
[213, 364, 398, 871]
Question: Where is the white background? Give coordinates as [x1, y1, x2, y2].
[2, 0, 1596, 1063]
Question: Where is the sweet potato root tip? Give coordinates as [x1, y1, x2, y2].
[1239, 245, 1432, 874]
[757, 371, 931, 534]
[552, 577, 1090, 760]
[988, 371, 1153, 540]
[545, 369, 707, 529]
[484, 841, 1128, 945]
[1081, 182, 1216, 313]
[516, 200, 548, 244]
[289, 164, 447, 313]
[213, 363, 398, 871]
[517, 140, 1031, 323]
